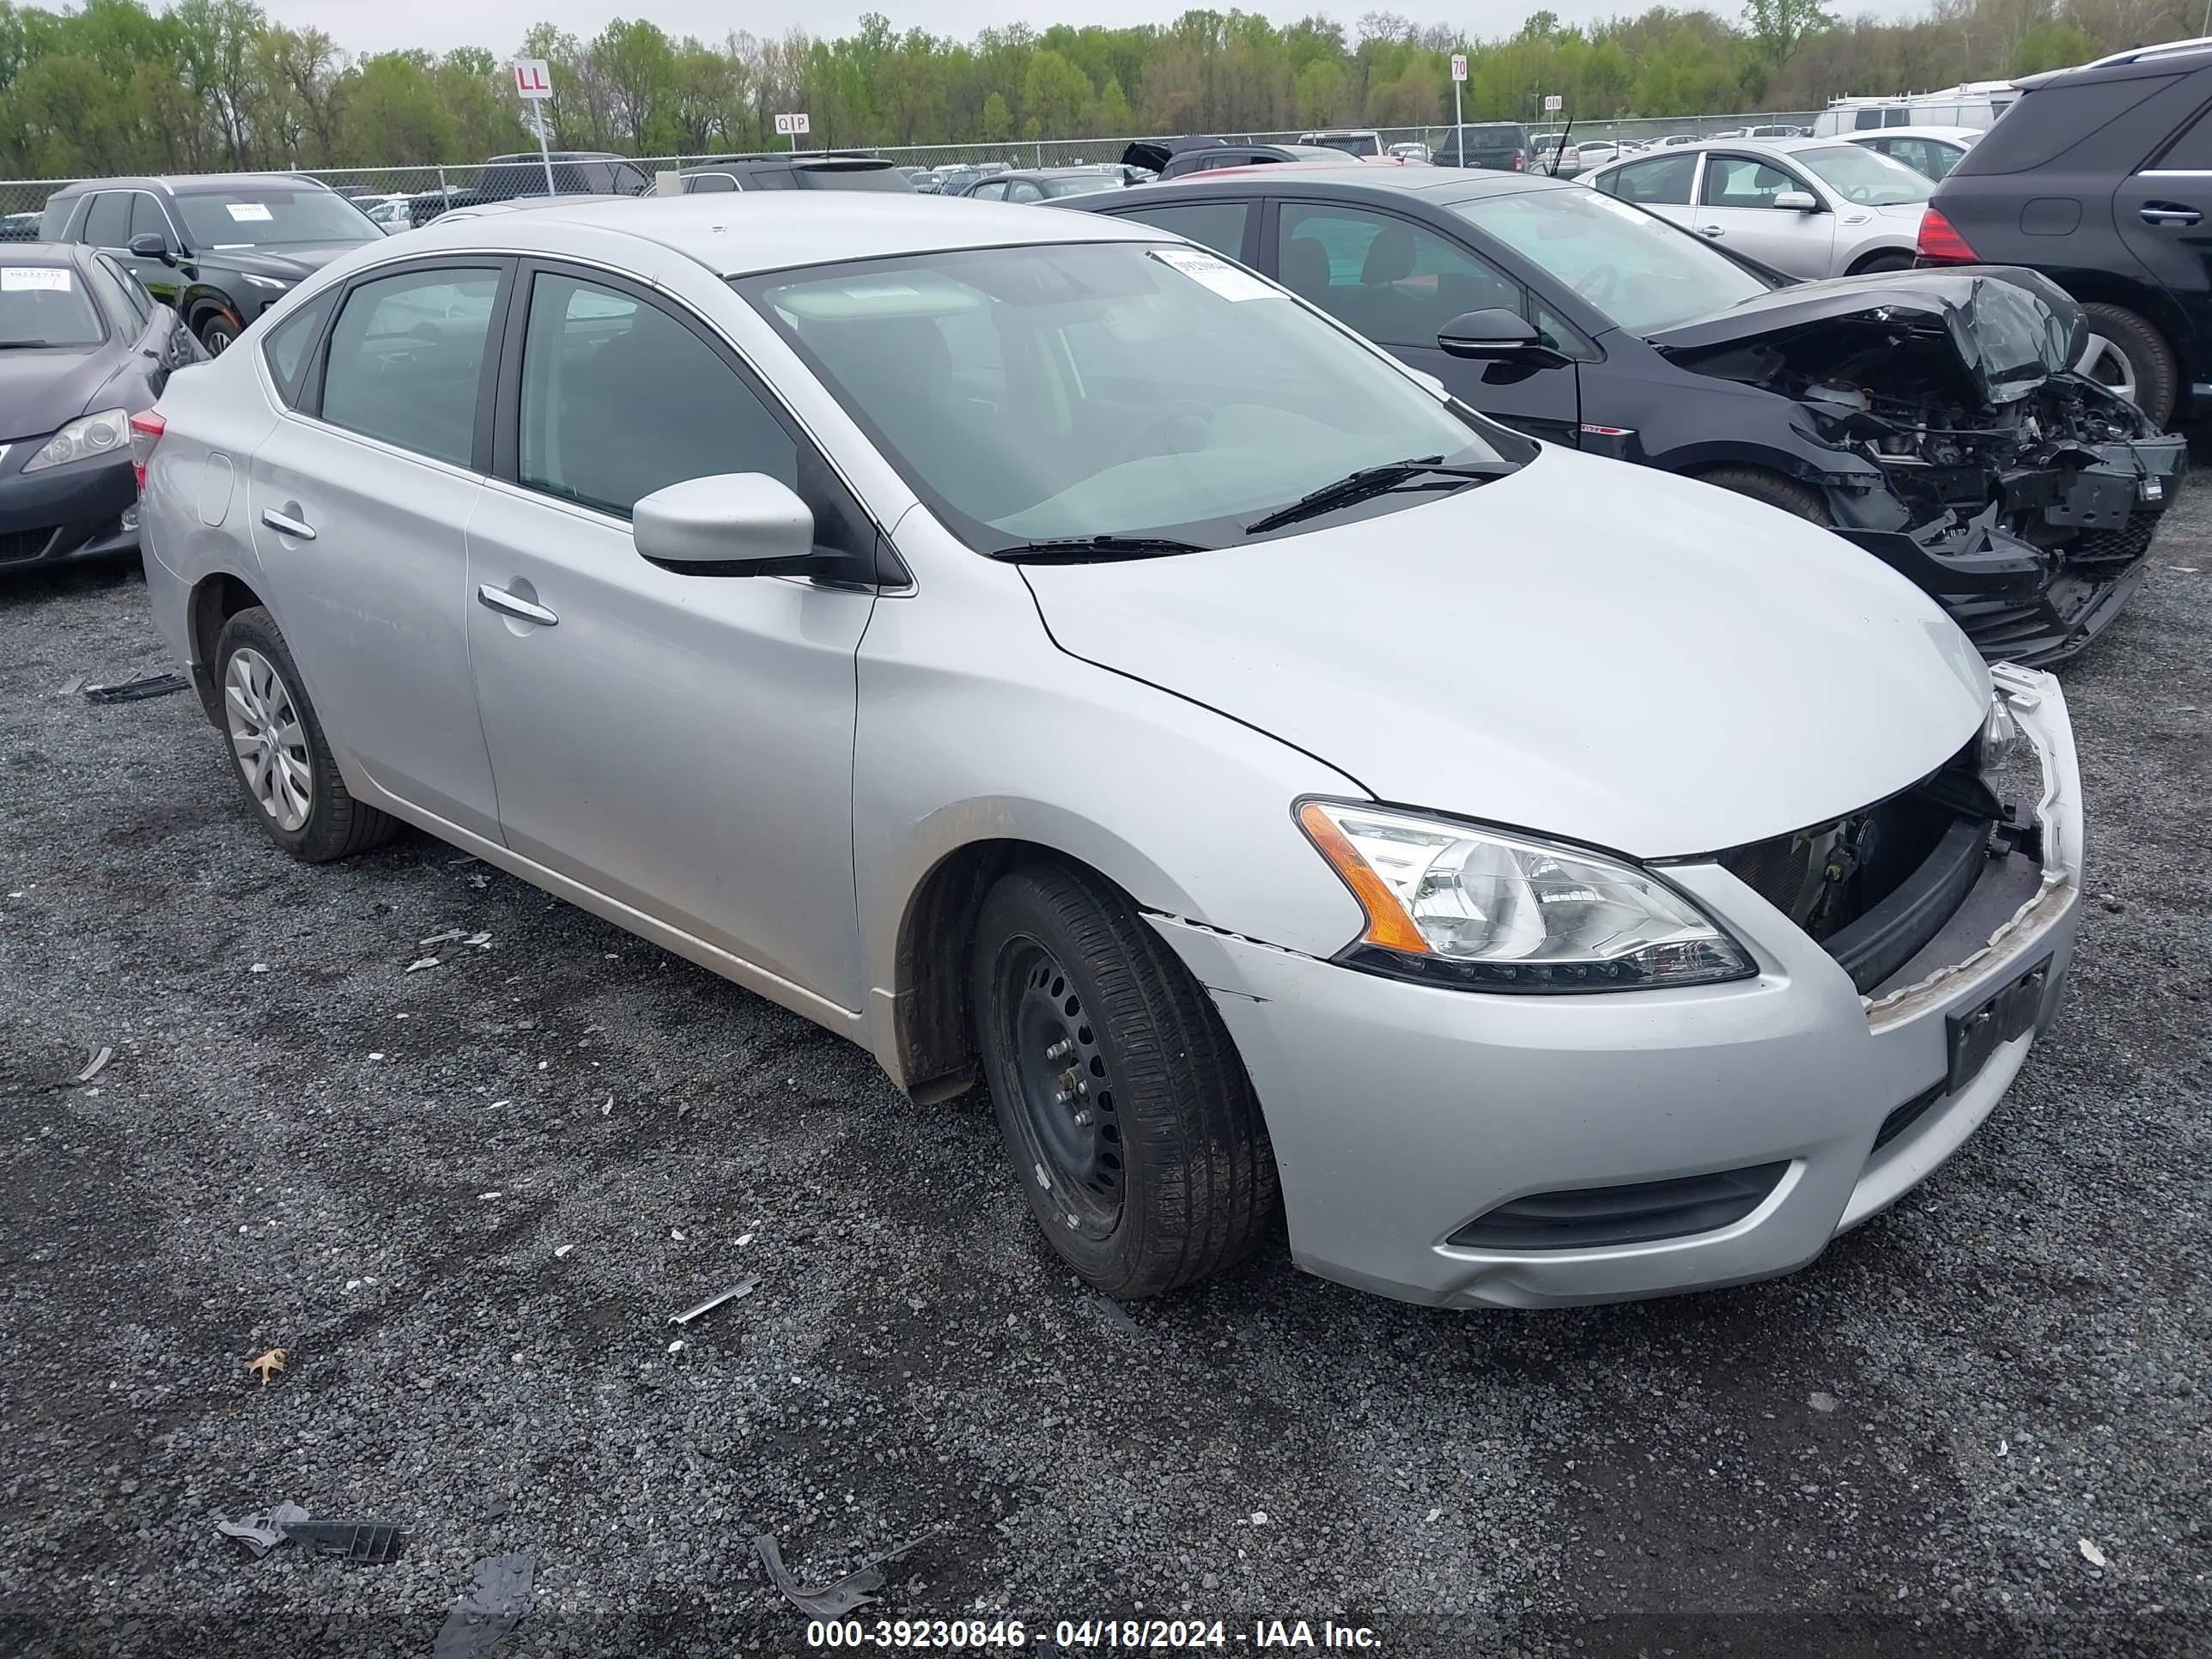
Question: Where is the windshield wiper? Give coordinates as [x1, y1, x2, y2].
[0, 338, 60, 349]
[991, 534, 1211, 562]
[1244, 455, 1513, 535]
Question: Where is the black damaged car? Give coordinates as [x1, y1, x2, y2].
[0, 243, 202, 571]
[1077, 167, 2184, 665]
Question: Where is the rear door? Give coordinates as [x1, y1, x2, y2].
[246, 258, 510, 838]
[1594, 152, 1698, 230]
[1691, 151, 1838, 277]
[1265, 198, 1581, 443]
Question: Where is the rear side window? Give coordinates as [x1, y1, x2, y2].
[320, 267, 501, 466]
[2154, 104, 2212, 170]
[683, 173, 738, 193]
[1108, 199, 1250, 258]
[82, 192, 131, 247]
[1957, 74, 2180, 174]
[1602, 154, 1695, 204]
[262, 289, 339, 407]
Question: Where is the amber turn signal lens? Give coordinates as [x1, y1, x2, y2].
[1296, 800, 1431, 956]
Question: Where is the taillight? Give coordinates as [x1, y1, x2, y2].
[1916, 205, 1978, 264]
[1512, 151, 1525, 170]
[128, 410, 165, 494]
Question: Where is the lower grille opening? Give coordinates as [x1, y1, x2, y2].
[0, 526, 58, 564]
[1448, 1161, 1790, 1251]
[1872, 1081, 1945, 1153]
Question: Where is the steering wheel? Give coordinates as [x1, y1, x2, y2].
[1114, 398, 1213, 465]
[1573, 262, 1621, 307]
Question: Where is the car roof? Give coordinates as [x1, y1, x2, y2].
[1127, 165, 1581, 203]
[0, 241, 88, 265]
[1843, 125, 1984, 143]
[50, 172, 337, 196]
[413, 191, 1166, 276]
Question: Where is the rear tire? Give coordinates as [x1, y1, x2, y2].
[1851, 251, 1915, 274]
[214, 606, 398, 863]
[2076, 302, 2177, 426]
[1695, 465, 1835, 526]
[971, 861, 1277, 1299]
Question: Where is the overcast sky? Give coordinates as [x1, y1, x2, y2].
[272, 0, 1924, 58]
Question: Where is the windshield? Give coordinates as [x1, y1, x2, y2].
[0, 265, 103, 346]
[1451, 187, 1773, 337]
[1790, 144, 1932, 206]
[740, 241, 1516, 552]
[176, 187, 380, 249]
[1310, 133, 1381, 157]
[794, 166, 913, 193]
[1041, 174, 1122, 198]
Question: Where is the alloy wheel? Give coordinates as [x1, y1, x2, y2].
[2075, 332, 2138, 406]
[224, 647, 312, 831]
[1000, 940, 1124, 1239]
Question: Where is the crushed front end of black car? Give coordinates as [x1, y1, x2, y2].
[1653, 267, 2185, 665]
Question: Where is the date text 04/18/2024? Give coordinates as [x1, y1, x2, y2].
[805, 1618, 1384, 1648]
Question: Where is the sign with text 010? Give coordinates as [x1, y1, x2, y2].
[774, 112, 811, 136]
[513, 59, 552, 100]
[1449, 53, 1468, 82]
[1544, 94, 1564, 112]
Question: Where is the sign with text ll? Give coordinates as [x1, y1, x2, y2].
[513, 59, 553, 100]
[1449, 53, 1468, 82]
[774, 112, 811, 136]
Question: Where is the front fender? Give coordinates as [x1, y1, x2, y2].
[178, 279, 244, 331]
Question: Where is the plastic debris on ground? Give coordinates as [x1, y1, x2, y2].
[406, 957, 440, 973]
[670, 1276, 759, 1327]
[213, 1503, 406, 1565]
[247, 1347, 286, 1385]
[73, 1046, 112, 1085]
[57, 674, 85, 696]
[2080, 1538, 2109, 1569]
[1086, 1295, 1141, 1336]
[216, 1501, 310, 1559]
[420, 928, 465, 947]
[83, 671, 191, 703]
[754, 1531, 931, 1621]
[433, 1550, 538, 1659]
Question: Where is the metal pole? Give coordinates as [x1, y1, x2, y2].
[789, 121, 798, 153]
[535, 100, 556, 198]
[1453, 76, 1462, 144]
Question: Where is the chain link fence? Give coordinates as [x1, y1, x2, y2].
[0, 112, 1820, 229]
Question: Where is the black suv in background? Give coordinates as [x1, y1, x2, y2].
[38, 174, 382, 354]
[408, 151, 653, 226]
[1433, 124, 1533, 170]
[675, 155, 913, 192]
[1924, 39, 2212, 424]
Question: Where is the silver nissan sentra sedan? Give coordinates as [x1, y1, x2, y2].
[131, 193, 2084, 1309]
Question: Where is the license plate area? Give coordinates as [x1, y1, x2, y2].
[1946, 956, 2052, 1094]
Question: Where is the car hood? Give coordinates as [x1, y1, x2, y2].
[198, 243, 370, 283]
[1650, 266, 2083, 405]
[0, 343, 125, 441]
[1020, 447, 1990, 860]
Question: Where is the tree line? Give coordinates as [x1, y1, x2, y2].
[0, 0, 2198, 178]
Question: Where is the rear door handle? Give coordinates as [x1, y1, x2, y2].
[477, 583, 558, 627]
[2140, 204, 2202, 226]
[259, 506, 315, 541]
[1697, 225, 1724, 237]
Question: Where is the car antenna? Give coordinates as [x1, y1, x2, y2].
[1549, 116, 1574, 177]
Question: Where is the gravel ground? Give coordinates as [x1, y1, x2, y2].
[2, 480, 2208, 1658]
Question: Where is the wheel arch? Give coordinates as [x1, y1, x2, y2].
[185, 569, 269, 724]
[1844, 245, 1917, 275]
[179, 283, 244, 337]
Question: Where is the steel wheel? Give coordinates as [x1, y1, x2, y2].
[998, 939, 1124, 1240]
[224, 647, 311, 832]
[2075, 332, 2139, 406]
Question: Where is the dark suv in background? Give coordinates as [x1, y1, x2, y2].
[1433, 124, 1533, 171]
[39, 173, 382, 354]
[1924, 39, 2212, 424]
[408, 151, 653, 226]
[675, 155, 913, 192]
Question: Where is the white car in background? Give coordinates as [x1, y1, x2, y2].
[1844, 125, 1984, 181]
[1585, 137, 1929, 278]
[360, 195, 417, 233]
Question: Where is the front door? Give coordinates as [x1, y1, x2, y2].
[1269, 199, 1581, 444]
[2117, 105, 2212, 383]
[247, 261, 508, 838]
[464, 264, 876, 1006]
[1691, 153, 1838, 278]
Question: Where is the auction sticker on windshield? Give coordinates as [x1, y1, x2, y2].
[2, 267, 70, 290]
[1148, 246, 1279, 301]
[226, 202, 274, 222]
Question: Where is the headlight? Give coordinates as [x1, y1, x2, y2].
[22, 407, 131, 473]
[240, 273, 290, 291]
[1296, 800, 1755, 993]
[1979, 693, 2023, 772]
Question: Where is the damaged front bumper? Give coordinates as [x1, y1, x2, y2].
[1147, 671, 2081, 1310]
[1836, 428, 2185, 665]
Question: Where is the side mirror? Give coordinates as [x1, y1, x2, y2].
[633, 473, 817, 574]
[1435, 308, 1565, 365]
[1773, 190, 1819, 212]
[128, 233, 177, 264]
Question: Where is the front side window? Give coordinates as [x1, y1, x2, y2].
[128, 193, 173, 246]
[518, 271, 795, 518]
[1701, 156, 1808, 209]
[1278, 204, 1523, 349]
[1452, 186, 1773, 337]
[174, 187, 380, 251]
[82, 192, 131, 248]
[1007, 180, 1044, 204]
[969, 181, 1007, 200]
[741, 240, 1516, 553]
[0, 264, 105, 346]
[1602, 154, 1695, 205]
[320, 267, 500, 465]
[1791, 144, 1930, 204]
[1106, 199, 1249, 258]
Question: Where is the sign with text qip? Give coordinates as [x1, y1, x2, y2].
[775, 112, 811, 136]
[513, 59, 553, 100]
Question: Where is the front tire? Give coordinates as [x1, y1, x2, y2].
[197, 310, 240, 355]
[2076, 302, 2177, 425]
[214, 606, 398, 862]
[1695, 465, 1835, 526]
[971, 862, 1277, 1299]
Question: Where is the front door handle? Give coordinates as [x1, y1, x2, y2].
[1697, 224, 1724, 237]
[477, 583, 558, 627]
[259, 506, 315, 541]
[2141, 204, 2202, 226]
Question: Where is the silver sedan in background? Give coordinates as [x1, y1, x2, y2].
[131, 195, 2081, 1310]
[1585, 136, 1930, 276]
